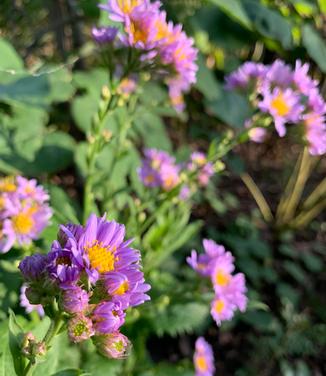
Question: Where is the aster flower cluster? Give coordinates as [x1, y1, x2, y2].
[187, 239, 247, 326]
[18, 213, 150, 359]
[193, 337, 215, 376]
[226, 60, 326, 155]
[96, 0, 198, 111]
[138, 148, 214, 196]
[0, 176, 52, 254]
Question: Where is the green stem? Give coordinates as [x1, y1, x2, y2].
[241, 172, 273, 222]
[278, 148, 315, 226]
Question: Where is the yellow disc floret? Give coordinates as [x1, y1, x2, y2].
[214, 299, 225, 314]
[271, 92, 290, 116]
[214, 269, 231, 287]
[0, 177, 16, 193]
[12, 212, 34, 235]
[114, 280, 129, 295]
[85, 241, 117, 273]
[196, 355, 208, 372]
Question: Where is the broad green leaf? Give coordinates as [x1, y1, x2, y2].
[46, 184, 80, 224]
[8, 310, 25, 375]
[209, 0, 252, 29]
[207, 89, 252, 128]
[32, 131, 75, 174]
[243, 0, 293, 49]
[0, 320, 16, 376]
[0, 38, 24, 84]
[302, 24, 326, 72]
[195, 54, 221, 100]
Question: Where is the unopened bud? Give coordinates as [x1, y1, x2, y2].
[101, 86, 111, 100]
[102, 130, 112, 142]
[93, 332, 131, 359]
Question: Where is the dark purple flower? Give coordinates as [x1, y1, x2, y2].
[92, 26, 118, 44]
[19, 254, 48, 282]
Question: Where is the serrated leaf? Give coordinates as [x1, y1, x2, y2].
[153, 302, 209, 337]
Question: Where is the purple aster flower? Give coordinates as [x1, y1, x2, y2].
[92, 301, 125, 334]
[188, 152, 214, 187]
[138, 148, 180, 191]
[16, 176, 49, 203]
[264, 59, 293, 88]
[225, 61, 266, 90]
[92, 26, 118, 44]
[94, 332, 131, 359]
[19, 254, 48, 282]
[68, 314, 95, 343]
[179, 185, 191, 200]
[210, 295, 236, 325]
[302, 112, 326, 156]
[104, 267, 150, 309]
[187, 239, 234, 277]
[0, 176, 52, 253]
[211, 256, 235, 295]
[100, 0, 151, 23]
[293, 60, 318, 96]
[20, 284, 44, 317]
[60, 285, 89, 314]
[259, 87, 304, 137]
[193, 337, 215, 376]
[47, 245, 81, 286]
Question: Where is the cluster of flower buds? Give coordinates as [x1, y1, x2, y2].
[0, 176, 52, 253]
[138, 148, 215, 197]
[187, 239, 247, 326]
[193, 337, 215, 376]
[93, 0, 198, 111]
[19, 213, 150, 358]
[226, 60, 326, 155]
[21, 332, 46, 359]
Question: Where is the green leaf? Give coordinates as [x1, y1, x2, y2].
[243, 0, 293, 49]
[0, 38, 24, 78]
[34, 333, 65, 375]
[195, 54, 221, 100]
[46, 184, 80, 224]
[0, 320, 16, 376]
[153, 302, 209, 337]
[51, 370, 85, 376]
[33, 131, 75, 174]
[209, 0, 252, 29]
[302, 24, 326, 73]
[207, 89, 252, 128]
[8, 310, 25, 375]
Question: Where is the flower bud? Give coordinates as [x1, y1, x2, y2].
[67, 314, 95, 343]
[60, 285, 89, 314]
[93, 332, 131, 359]
[19, 254, 48, 282]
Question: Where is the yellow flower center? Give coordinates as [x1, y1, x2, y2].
[163, 175, 177, 191]
[129, 21, 148, 44]
[12, 212, 34, 235]
[214, 270, 231, 287]
[271, 93, 290, 116]
[214, 299, 225, 314]
[85, 241, 116, 273]
[114, 280, 129, 295]
[144, 174, 155, 184]
[0, 196, 5, 210]
[114, 339, 124, 351]
[0, 177, 16, 192]
[118, 0, 140, 14]
[196, 355, 208, 372]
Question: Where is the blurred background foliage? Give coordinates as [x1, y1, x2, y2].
[0, 0, 325, 375]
